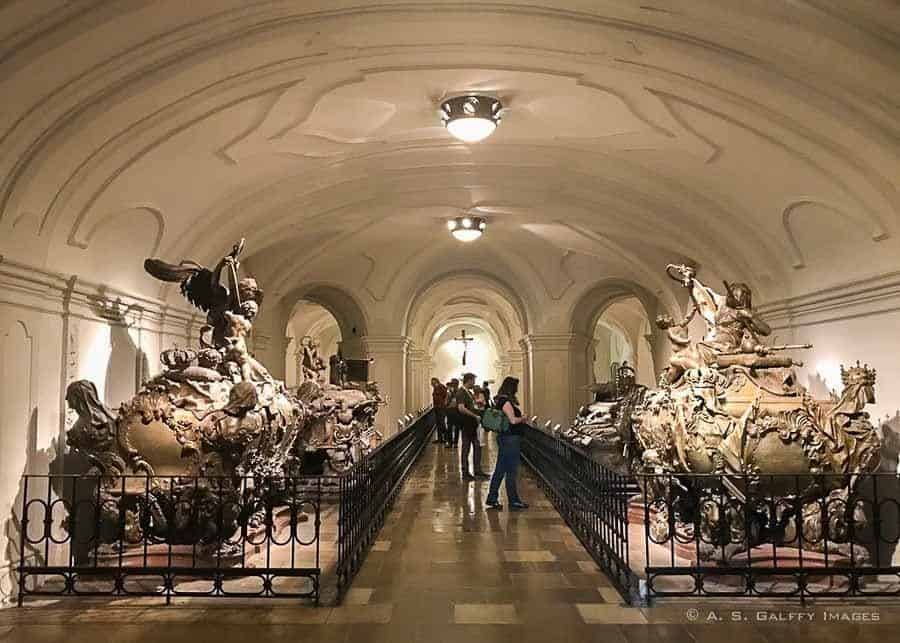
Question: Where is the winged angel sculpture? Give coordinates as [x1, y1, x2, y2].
[145, 238, 271, 383]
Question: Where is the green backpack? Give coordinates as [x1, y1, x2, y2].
[481, 407, 510, 433]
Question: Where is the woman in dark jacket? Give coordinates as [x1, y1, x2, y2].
[485, 376, 529, 510]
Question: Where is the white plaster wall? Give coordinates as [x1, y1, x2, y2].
[789, 311, 900, 423]
[0, 261, 196, 605]
[0, 306, 65, 604]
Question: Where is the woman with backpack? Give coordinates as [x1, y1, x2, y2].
[484, 376, 529, 510]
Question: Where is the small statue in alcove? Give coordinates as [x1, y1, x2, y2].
[300, 336, 326, 382]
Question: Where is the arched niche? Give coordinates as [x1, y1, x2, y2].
[592, 298, 656, 387]
[569, 279, 670, 407]
[284, 300, 342, 388]
[281, 283, 369, 359]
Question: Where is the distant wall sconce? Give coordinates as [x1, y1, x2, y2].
[440, 95, 502, 143]
[446, 216, 487, 242]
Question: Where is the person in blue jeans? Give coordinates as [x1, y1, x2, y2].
[486, 376, 530, 510]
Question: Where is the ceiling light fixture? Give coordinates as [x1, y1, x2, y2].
[447, 216, 487, 242]
[440, 95, 502, 143]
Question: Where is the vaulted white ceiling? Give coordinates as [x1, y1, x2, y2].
[1, 1, 897, 334]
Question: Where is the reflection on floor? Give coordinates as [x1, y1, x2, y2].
[2, 437, 897, 642]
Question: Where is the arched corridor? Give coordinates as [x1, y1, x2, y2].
[0, 2, 899, 636]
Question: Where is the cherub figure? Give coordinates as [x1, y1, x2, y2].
[144, 238, 264, 350]
[655, 313, 702, 385]
[222, 309, 272, 383]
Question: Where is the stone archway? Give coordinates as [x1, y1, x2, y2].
[405, 271, 530, 413]
[568, 279, 674, 415]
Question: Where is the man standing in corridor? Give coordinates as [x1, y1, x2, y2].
[431, 377, 448, 443]
[445, 378, 460, 447]
[457, 372, 488, 481]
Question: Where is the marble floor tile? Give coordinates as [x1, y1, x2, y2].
[327, 603, 393, 624]
[598, 586, 625, 604]
[261, 607, 331, 624]
[507, 572, 573, 588]
[453, 603, 520, 624]
[502, 550, 557, 562]
[342, 587, 375, 605]
[577, 603, 649, 624]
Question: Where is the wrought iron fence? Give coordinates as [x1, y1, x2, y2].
[16, 472, 326, 605]
[16, 408, 434, 606]
[336, 408, 434, 600]
[638, 471, 900, 601]
[520, 425, 641, 604]
[521, 423, 900, 603]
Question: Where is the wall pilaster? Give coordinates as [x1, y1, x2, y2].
[519, 333, 579, 428]
[406, 347, 428, 411]
[363, 335, 410, 438]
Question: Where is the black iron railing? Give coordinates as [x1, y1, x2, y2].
[638, 472, 900, 601]
[520, 425, 641, 604]
[15, 408, 434, 606]
[522, 423, 900, 603]
[336, 408, 433, 600]
[16, 473, 325, 605]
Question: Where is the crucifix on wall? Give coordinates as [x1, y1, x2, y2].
[454, 329, 474, 366]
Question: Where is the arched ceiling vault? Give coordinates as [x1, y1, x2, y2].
[1, 1, 897, 317]
[406, 272, 528, 353]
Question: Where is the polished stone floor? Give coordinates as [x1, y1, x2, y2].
[2, 436, 898, 642]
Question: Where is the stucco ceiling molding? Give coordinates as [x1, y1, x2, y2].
[560, 222, 679, 301]
[649, 89, 893, 241]
[622, 60, 899, 218]
[52, 69, 310, 243]
[781, 198, 889, 271]
[75, 204, 166, 257]
[360, 242, 436, 303]
[174, 157, 773, 277]
[209, 177, 767, 310]
[4, 3, 893, 243]
[0, 9, 329, 224]
[552, 192, 749, 282]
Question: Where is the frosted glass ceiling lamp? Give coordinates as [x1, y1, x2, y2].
[447, 216, 487, 242]
[440, 95, 502, 143]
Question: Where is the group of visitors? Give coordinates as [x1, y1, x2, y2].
[431, 374, 530, 510]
